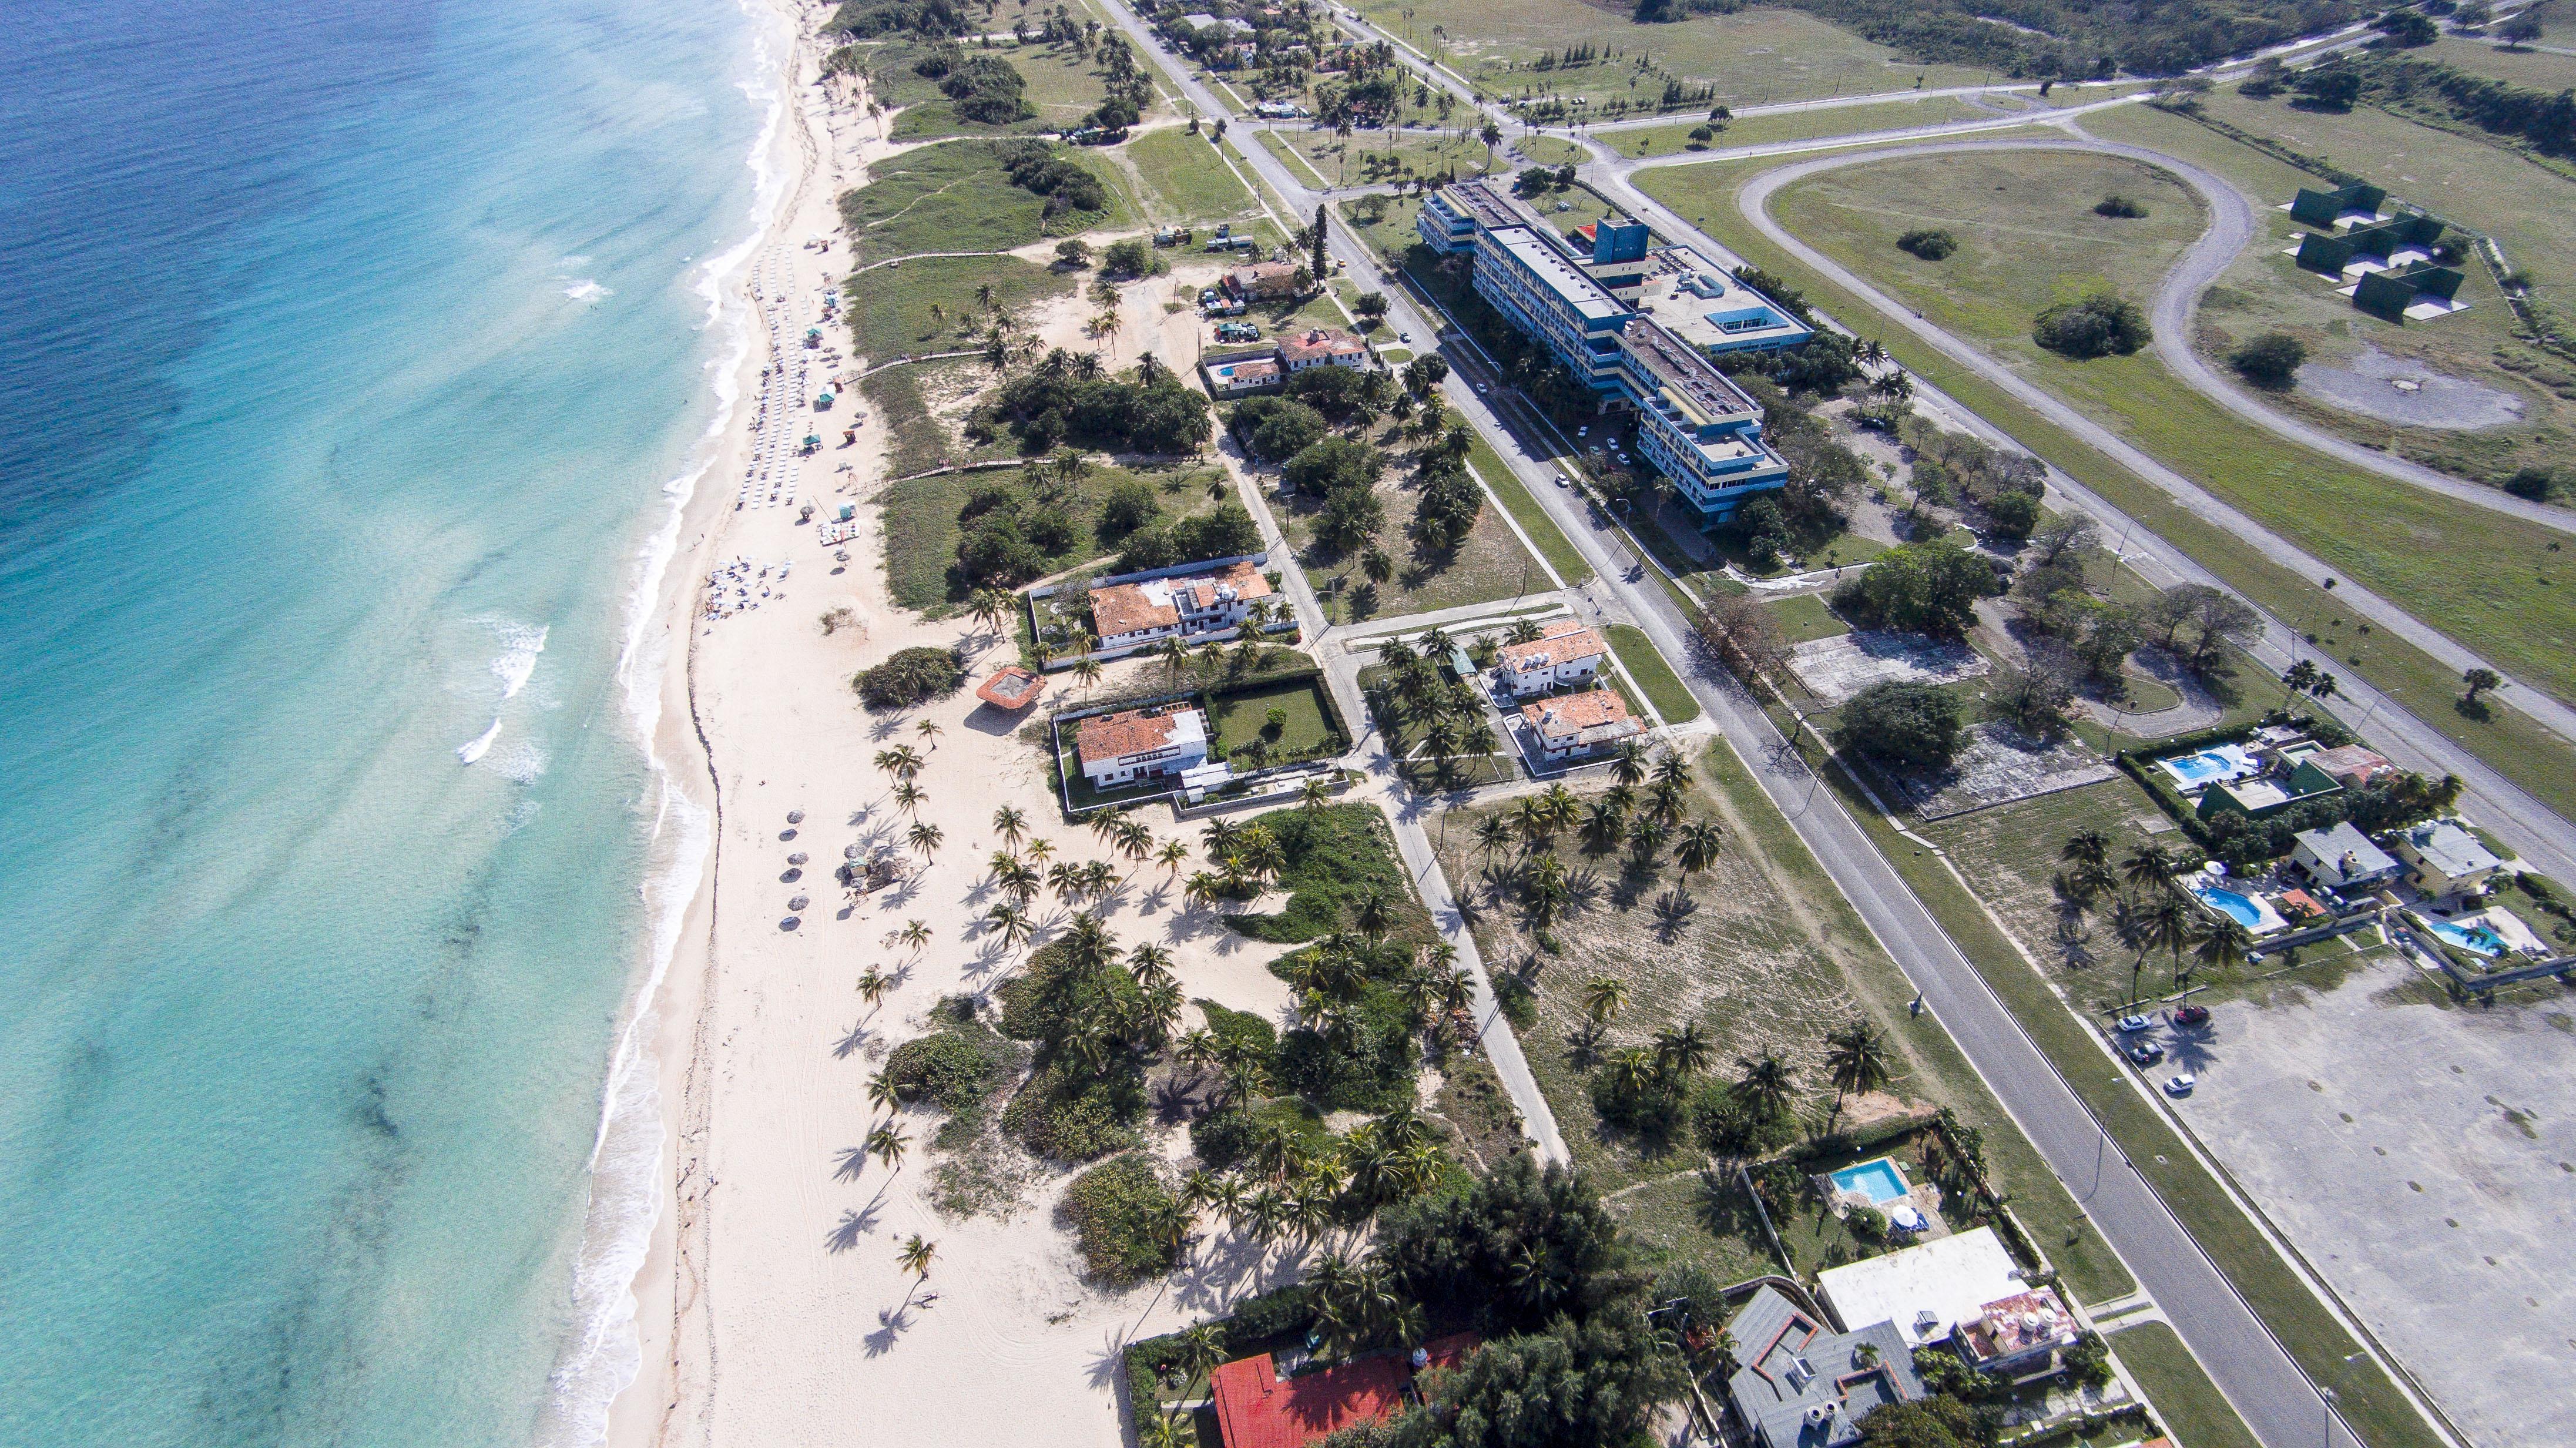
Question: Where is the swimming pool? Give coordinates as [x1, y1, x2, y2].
[2158, 744, 2258, 787]
[2429, 918, 2507, 957]
[1829, 1157, 1910, 1206]
[2193, 883, 2266, 930]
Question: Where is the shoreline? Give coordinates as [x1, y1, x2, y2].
[598, 0, 827, 1440]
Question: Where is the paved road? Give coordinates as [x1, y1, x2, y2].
[1101, 12, 2450, 1444]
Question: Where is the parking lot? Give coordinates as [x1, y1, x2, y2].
[2156, 958, 2576, 1448]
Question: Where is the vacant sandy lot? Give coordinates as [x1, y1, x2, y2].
[2160, 957, 2576, 1448]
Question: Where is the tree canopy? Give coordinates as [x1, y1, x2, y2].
[1830, 539, 1997, 636]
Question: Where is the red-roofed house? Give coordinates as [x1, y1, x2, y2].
[1086, 560, 1274, 653]
[1075, 705, 1210, 788]
[1521, 688, 1643, 760]
[1495, 619, 1608, 698]
[1210, 1335, 1478, 1448]
[1276, 327, 1368, 372]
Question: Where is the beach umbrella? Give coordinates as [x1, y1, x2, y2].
[844, 843, 864, 860]
[787, 810, 806, 824]
[789, 896, 810, 912]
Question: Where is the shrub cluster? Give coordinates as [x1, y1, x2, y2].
[954, 480, 1081, 585]
[2032, 291, 2151, 358]
[1059, 1153, 1181, 1283]
[2093, 192, 2148, 218]
[2228, 331, 2307, 390]
[995, 139, 1104, 216]
[981, 359, 1212, 456]
[914, 50, 1031, 125]
[1113, 504, 1264, 573]
[853, 645, 965, 709]
[1833, 679, 1964, 769]
[1230, 396, 1330, 461]
[1829, 538, 1998, 636]
[1897, 227, 1958, 259]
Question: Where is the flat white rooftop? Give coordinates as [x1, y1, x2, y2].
[1815, 1226, 2028, 1347]
[1489, 226, 1627, 323]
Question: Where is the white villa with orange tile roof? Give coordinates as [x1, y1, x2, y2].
[1497, 619, 1608, 697]
[1277, 326, 1368, 371]
[1087, 560, 1274, 655]
[1075, 705, 1210, 787]
[1520, 688, 1643, 760]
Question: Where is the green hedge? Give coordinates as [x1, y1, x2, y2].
[1062, 1152, 1182, 1285]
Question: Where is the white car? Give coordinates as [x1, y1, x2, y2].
[1577, 425, 1589, 437]
[1554, 471, 1571, 488]
[2115, 1014, 2151, 1034]
[1398, 331, 1411, 343]
[1474, 381, 1489, 394]
[2165, 1073, 2196, 1097]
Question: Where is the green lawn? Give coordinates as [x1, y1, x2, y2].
[878, 461, 1222, 612]
[1223, 802, 1433, 945]
[1255, 130, 1331, 189]
[1765, 592, 1850, 644]
[1114, 128, 1256, 224]
[1207, 676, 1339, 759]
[2108, 1323, 2263, 1448]
[1596, 94, 1989, 159]
[844, 253, 1072, 361]
[1604, 624, 1700, 723]
[2078, 99, 2573, 491]
[1636, 152, 2576, 824]
[838, 139, 1129, 266]
[1789, 731, 2438, 1448]
[1267, 126, 1497, 190]
[1463, 434, 1594, 588]
[1512, 135, 1587, 167]
[854, 38, 1140, 141]
[1346, 0, 1991, 108]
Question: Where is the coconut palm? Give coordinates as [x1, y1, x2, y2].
[1822, 1018, 1894, 1132]
[1579, 973, 1628, 1024]
[907, 820, 944, 860]
[1022, 835, 1054, 865]
[866, 1122, 911, 1173]
[1351, 886, 1398, 942]
[1651, 749, 1692, 787]
[1300, 777, 1333, 813]
[1158, 635, 1192, 684]
[857, 966, 891, 1010]
[2109, 894, 2154, 1011]
[2189, 915, 2253, 990]
[2061, 828, 2109, 872]
[1156, 838, 1190, 874]
[1047, 860, 1084, 905]
[891, 779, 925, 816]
[915, 719, 944, 750]
[1653, 1021, 1713, 1078]
[865, 1072, 903, 1115]
[2121, 842, 2179, 898]
[1113, 816, 1154, 863]
[1183, 870, 1224, 910]
[897, 1232, 935, 1281]
[1734, 1053, 1796, 1124]
[2145, 889, 2198, 996]
[984, 901, 1034, 951]
[1072, 655, 1105, 688]
[1126, 942, 1176, 988]
[967, 587, 1011, 635]
[1579, 800, 1627, 853]
[1460, 721, 1498, 762]
[897, 919, 931, 953]
[1609, 741, 1649, 786]
[1473, 814, 1515, 861]
[878, 744, 924, 781]
[992, 805, 1028, 849]
[1672, 820, 1725, 881]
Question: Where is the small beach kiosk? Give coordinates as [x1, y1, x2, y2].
[974, 666, 1046, 712]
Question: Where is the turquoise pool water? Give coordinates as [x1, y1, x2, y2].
[2194, 884, 2266, 929]
[2159, 744, 2257, 786]
[2430, 919, 2507, 957]
[1830, 1158, 1910, 1205]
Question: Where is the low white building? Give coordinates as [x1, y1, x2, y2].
[2391, 819, 2504, 897]
[1497, 620, 1608, 697]
[1815, 1227, 2075, 1377]
[1075, 705, 1210, 789]
[1087, 561, 1273, 653]
[1520, 688, 1642, 761]
[1276, 326, 1368, 372]
[2292, 821, 2402, 891]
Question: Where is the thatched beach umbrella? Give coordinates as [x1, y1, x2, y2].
[786, 809, 806, 824]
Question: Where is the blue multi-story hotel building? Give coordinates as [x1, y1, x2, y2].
[1418, 179, 1812, 526]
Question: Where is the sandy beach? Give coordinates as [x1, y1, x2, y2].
[605, 5, 1307, 1444]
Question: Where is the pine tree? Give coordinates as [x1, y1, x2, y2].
[1310, 205, 1329, 291]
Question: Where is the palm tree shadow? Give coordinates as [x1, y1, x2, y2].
[826, 1204, 880, 1252]
[1651, 889, 1698, 941]
[834, 1146, 870, 1182]
[833, 1021, 871, 1058]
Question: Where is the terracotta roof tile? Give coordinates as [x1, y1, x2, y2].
[1077, 707, 1190, 766]
[1499, 621, 1606, 672]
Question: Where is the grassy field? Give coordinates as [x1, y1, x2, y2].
[1787, 729, 2440, 1448]
[1108, 128, 1256, 226]
[1348, 0, 1991, 109]
[1638, 152, 2576, 822]
[878, 460, 1222, 612]
[1604, 624, 1700, 723]
[844, 253, 1072, 361]
[1206, 676, 1338, 759]
[2109, 1323, 2265, 1448]
[861, 357, 1018, 478]
[1356, 660, 1517, 788]
[1512, 135, 1587, 167]
[1594, 94, 1990, 159]
[1765, 592, 1851, 644]
[1431, 738, 2135, 1302]
[2079, 100, 2575, 491]
[1254, 130, 1332, 189]
[1264, 126, 1498, 190]
[1275, 468, 1551, 628]
[877, 37, 1144, 140]
[840, 140, 1128, 266]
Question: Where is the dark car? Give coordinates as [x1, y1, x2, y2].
[2172, 1004, 2211, 1028]
[2125, 1041, 2166, 1066]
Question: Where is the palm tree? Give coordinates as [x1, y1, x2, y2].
[2145, 890, 2198, 997]
[1126, 942, 1176, 988]
[907, 820, 944, 860]
[866, 1072, 903, 1115]
[1024, 836, 1054, 864]
[857, 966, 891, 1011]
[2121, 843, 2178, 898]
[897, 919, 932, 953]
[1654, 1022, 1712, 1078]
[1579, 800, 1626, 853]
[1351, 886, 1397, 941]
[2109, 894, 2154, 1011]
[1300, 777, 1333, 813]
[2060, 828, 2109, 873]
[1072, 655, 1104, 688]
[1609, 741, 1649, 786]
[993, 806, 1028, 850]
[1580, 973, 1628, 1025]
[891, 779, 925, 816]
[1158, 635, 1192, 685]
[984, 901, 1034, 951]
[1734, 1053, 1796, 1125]
[878, 744, 924, 781]
[1156, 839, 1190, 874]
[1183, 870, 1223, 910]
[1473, 814, 1515, 861]
[2188, 916, 2252, 991]
[1823, 1018, 1894, 1132]
[897, 1232, 936, 1282]
[866, 1122, 911, 1174]
[915, 719, 944, 750]
[1460, 721, 1498, 762]
[1672, 820, 1725, 881]
[1113, 817, 1153, 863]
[967, 587, 1011, 635]
[1651, 749, 1692, 787]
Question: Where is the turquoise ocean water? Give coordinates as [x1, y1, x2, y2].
[0, 0, 773, 1442]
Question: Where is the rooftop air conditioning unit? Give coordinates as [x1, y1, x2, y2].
[1804, 1403, 1839, 1428]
